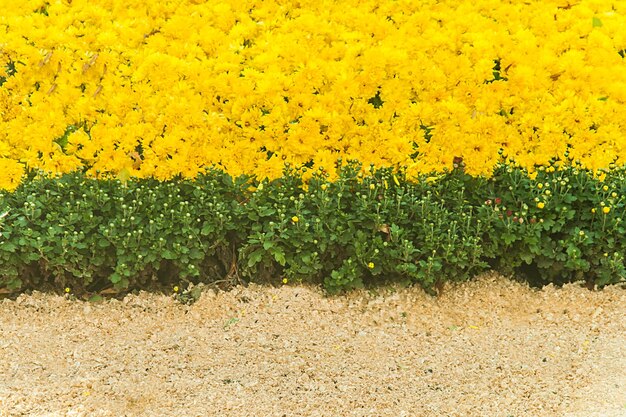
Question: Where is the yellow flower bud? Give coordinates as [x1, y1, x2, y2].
[368, 262, 375, 269]
[537, 202, 545, 209]
[291, 216, 299, 223]
[603, 206, 611, 214]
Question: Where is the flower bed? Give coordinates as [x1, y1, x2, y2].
[1, 1, 626, 293]
[1, 0, 626, 189]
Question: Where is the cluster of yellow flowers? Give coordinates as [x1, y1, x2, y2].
[1, 0, 625, 191]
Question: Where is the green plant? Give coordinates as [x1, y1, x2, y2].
[1, 160, 625, 296]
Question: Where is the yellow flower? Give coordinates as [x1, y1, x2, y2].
[64, 287, 71, 293]
[173, 286, 179, 293]
[1, 0, 626, 187]
[321, 184, 328, 191]
[537, 183, 543, 189]
[591, 208, 596, 213]
[603, 206, 611, 214]
[603, 185, 609, 191]
[282, 278, 288, 284]
[369, 183, 375, 190]
[537, 202, 545, 209]
[368, 262, 375, 269]
[291, 216, 299, 223]
[0, 159, 25, 192]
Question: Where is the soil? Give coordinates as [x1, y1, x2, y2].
[0, 272, 624, 417]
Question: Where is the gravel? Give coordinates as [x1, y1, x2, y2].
[1, 272, 624, 417]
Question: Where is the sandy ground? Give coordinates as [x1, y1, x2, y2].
[0, 272, 624, 417]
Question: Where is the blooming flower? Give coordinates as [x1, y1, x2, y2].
[1, 0, 625, 189]
[537, 202, 545, 209]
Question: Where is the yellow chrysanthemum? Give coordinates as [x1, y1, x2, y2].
[0, 0, 625, 189]
[0, 159, 25, 192]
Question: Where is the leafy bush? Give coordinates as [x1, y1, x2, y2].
[1, 161, 625, 295]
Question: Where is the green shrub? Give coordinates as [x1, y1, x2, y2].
[1, 161, 625, 295]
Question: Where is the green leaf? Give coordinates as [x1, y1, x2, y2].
[116, 278, 130, 289]
[189, 248, 203, 260]
[247, 249, 264, 267]
[188, 286, 202, 301]
[502, 232, 517, 245]
[273, 248, 286, 266]
[6, 278, 22, 290]
[520, 252, 534, 264]
[201, 223, 215, 236]
[88, 295, 104, 303]
[162, 250, 177, 260]
[592, 17, 603, 27]
[258, 207, 276, 216]
[1, 242, 16, 252]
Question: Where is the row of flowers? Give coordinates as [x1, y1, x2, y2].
[1, 0, 626, 191]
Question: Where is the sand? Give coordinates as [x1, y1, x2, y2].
[0, 272, 624, 417]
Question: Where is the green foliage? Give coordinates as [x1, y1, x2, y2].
[486, 162, 626, 287]
[1, 161, 625, 295]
